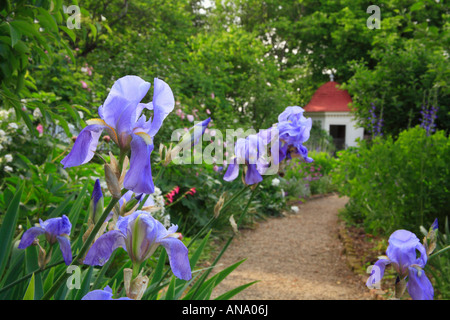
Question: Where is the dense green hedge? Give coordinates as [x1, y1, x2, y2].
[333, 126, 450, 236]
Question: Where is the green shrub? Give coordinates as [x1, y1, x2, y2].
[282, 151, 338, 198]
[333, 126, 450, 236]
[422, 217, 450, 300]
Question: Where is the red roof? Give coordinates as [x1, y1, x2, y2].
[304, 81, 352, 112]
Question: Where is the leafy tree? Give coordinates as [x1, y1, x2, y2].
[0, 0, 77, 135]
[210, 0, 449, 135]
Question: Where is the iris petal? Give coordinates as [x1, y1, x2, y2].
[61, 124, 104, 168]
[41, 215, 72, 237]
[245, 163, 263, 185]
[99, 76, 151, 128]
[84, 230, 126, 266]
[223, 159, 239, 182]
[277, 106, 305, 122]
[18, 227, 45, 249]
[123, 134, 154, 195]
[366, 259, 390, 289]
[407, 267, 434, 300]
[387, 230, 425, 273]
[147, 78, 175, 137]
[82, 288, 114, 300]
[82, 285, 132, 300]
[158, 236, 192, 281]
[56, 235, 73, 265]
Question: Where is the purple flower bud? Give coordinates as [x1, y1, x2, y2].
[90, 179, 104, 224]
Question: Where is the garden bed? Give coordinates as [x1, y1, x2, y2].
[338, 221, 398, 299]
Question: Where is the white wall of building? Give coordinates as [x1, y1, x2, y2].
[305, 112, 364, 148]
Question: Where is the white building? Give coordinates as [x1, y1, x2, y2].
[303, 80, 364, 150]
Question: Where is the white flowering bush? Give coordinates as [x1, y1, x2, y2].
[148, 186, 171, 227]
[0, 108, 25, 174]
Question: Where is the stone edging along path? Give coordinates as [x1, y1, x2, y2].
[209, 193, 379, 300]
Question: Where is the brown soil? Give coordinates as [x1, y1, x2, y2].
[210, 193, 377, 300]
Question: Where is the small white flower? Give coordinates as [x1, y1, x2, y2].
[8, 122, 19, 130]
[4, 165, 13, 172]
[4, 154, 13, 162]
[291, 206, 299, 213]
[33, 108, 42, 118]
[271, 178, 280, 187]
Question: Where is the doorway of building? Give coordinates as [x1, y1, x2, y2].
[329, 125, 346, 151]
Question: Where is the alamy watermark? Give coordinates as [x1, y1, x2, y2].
[169, 124, 281, 174]
[64, 5, 81, 29]
[367, 5, 381, 29]
[366, 265, 382, 289]
[66, 265, 81, 290]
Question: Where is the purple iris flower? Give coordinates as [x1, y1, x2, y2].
[84, 210, 191, 281]
[366, 229, 434, 300]
[276, 106, 313, 163]
[89, 179, 104, 224]
[81, 285, 132, 300]
[184, 118, 211, 148]
[223, 133, 270, 185]
[117, 190, 156, 215]
[18, 215, 72, 265]
[61, 76, 175, 195]
[119, 190, 154, 208]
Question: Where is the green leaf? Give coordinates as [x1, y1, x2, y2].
[9, 20, 50, 52]
[18, 106, 37, 136]
[0, 248, 25, 299]
[25, 244, 44, 299]
[88, 23, 97, 39]
[74, 266, 94, 300]
[164, 276, 176, 300]
[67, 180, 89, 225]
[191, 277, 216, 300]
[188, 231, 211, 269]
[23, 273, 35, 300]
[59, 25, 76, 42]
[149, 249, 167, 287]
[92, 251, 116, 290]
[60, 39, 75, 65]
[48, 194, 74, 218]
[214, 281, 259, 300]
[43, 268, 55, 293]
[37, 7, 59, 34]
[184, 259, 247, 300]
[7, 22, 21, 47]
[0, 182, 24, 279]
[410, 2, 424, 12]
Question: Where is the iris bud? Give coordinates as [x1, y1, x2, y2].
[89, 179, 104, 224]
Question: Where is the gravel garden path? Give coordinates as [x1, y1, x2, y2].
[210, 193, 374, 300]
